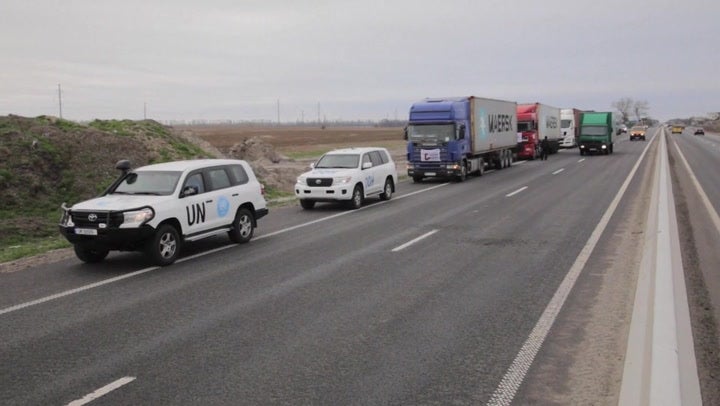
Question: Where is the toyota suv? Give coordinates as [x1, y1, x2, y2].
[295, 147, 398, 210]
[59, 159, 268, 266]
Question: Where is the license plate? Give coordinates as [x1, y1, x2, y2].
[75, 228, 98, 236]
[425, 172, 436, 176]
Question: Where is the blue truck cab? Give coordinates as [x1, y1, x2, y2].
[406, 98, 471, 182]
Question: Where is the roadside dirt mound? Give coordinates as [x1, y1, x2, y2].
[228, 136, 304, 193]
[229, 136, 284, 163]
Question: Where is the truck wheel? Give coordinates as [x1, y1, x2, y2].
[73, 245, 109, 263]
[412, 175, 423, 183]
[580, 149, 585, 156]
[300, 199, 316, 210]
[507, 151, 513, 167]
[456, 162, 467, 182]
[379, 178, 394, 201]
[348, 184, 364, 209]
[228, 208, 254, 244]
[146, 224, 180, 266]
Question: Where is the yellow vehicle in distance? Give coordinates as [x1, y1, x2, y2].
[629, 125, 647, 141]
[671, 125, 684, 134]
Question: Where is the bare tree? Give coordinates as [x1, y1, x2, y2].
[612, 97, 633, 124]
[633, 100, 649, 123]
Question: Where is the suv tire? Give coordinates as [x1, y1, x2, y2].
[379, 178, 393, 201]
[348, 184, 364, 209]
[229, 208, 254, 244]
[73, 245, 109, 263]
[146, 224, 180, 266]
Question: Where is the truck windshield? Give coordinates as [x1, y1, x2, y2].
[113, 171, 181, 195]
[561, 119, 572, 129]
[407, 124, 456, 143]
[581, 126, 608, 136]
[517, 121, 534, 132]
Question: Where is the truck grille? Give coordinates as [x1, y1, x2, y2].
[71, 211, 124, 228]
[306, 177, 333, 187]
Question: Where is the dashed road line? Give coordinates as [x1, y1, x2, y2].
[67, 376, 136, 406]
[391, 230, 438, 252]
[552, 168, 565, 175]
[506, 186, 528, 197]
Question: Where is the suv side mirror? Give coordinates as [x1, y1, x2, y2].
[181, 185, 198, 197]
[362, 162, 373, 170]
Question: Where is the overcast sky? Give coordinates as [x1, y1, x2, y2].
[1, 0, 717, 123]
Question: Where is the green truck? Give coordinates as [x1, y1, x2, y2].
[578, 112, 615, 155]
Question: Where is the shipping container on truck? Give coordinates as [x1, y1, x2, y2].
[516, 103, 562, 159]
[405, 96, 517, 182]
[578, 111, 615, 155]
[560, 108, 582, 148]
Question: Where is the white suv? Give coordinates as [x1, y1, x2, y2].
[59, 159, 268, 266]
[295, 147, 398, 209]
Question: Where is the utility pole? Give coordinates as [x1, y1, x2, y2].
[58, 84, 63, 119]
[317, 102, 321, 124]
[144, 102, 147, 120]
[277, 99, 280, 125]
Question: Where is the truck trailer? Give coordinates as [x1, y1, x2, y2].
[560, 108, 582, 148]
[517, 103, 561, 159]
[578, 112, 615, 155]
[405, 96, 517, 182]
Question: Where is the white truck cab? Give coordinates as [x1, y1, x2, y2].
[295, 147, 398, 210]
[59, 159, 268, 266]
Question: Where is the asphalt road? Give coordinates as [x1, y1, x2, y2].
[1, 131, 714, 405]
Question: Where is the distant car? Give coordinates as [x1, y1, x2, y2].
[59, 159, 268, 265]
[295, 147, 398, 210]
[617, 125, 628, 135]
[694, 127, 705, 135]
[671, 125, 684, 134]
[629, 126, 647, 141]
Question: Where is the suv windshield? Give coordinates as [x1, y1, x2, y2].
[113, 170, 182, 195]
[315, 154, 360, 169]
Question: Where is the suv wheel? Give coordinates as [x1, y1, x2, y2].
[146, 224, 180, 266]
[412, 175, 423, 183]
[379, 178, 393, 201]
[229, 208, 254, 244]
[300, 199, 316, 210]
[73, 245, 109, 263]
[348, 184, 364, 209]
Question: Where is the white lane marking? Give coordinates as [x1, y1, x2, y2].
[391, 230, 438, 252]
[505, 186, 528, 197]
[671, 136, 720, 236]
[578, 158, 585, 163]
[67, 376, 136, 406]
[552, 168, 565, 175]
[0, 183, 450, 316]
[0, 267, 158, 316]
[513, 160, 527, 165]
[486, 133, 656, 406]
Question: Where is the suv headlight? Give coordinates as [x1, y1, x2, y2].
[296, 175, 307, 185]
[121, 207, 154, 228]
[333, 176, 352, 185]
